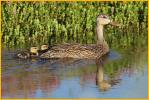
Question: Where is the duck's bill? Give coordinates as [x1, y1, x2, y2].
[109, 21, 121, 27]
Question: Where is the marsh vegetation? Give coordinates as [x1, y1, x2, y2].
[2, 1, 148, 49]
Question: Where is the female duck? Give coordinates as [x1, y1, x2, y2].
[40, 14, 119, 59]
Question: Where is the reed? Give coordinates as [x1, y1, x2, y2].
[1, 1, 148, 49]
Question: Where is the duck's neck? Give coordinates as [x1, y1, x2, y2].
[96, 24, 104, 44]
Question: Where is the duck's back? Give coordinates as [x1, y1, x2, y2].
[40, 42, 109, 59]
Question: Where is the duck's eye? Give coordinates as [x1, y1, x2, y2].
[103, 15, 108, 18]
[97, 14, 109, 19]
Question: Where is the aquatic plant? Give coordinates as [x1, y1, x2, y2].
[1, 1, 148, 49]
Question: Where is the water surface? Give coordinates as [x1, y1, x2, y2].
[2, 47, 148, 98]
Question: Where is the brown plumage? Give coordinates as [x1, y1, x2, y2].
[40, 14, 119, 59]
[40, 42, 109, 59]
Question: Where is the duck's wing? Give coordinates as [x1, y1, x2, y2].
[40, 43, 100, 59]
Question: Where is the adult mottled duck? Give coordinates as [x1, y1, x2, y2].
[40, 14, 119, 59]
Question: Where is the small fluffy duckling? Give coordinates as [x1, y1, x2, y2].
[17, 47, 39, 59]
[17, 51, 30, 59]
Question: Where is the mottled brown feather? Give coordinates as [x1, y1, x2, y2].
[40, 41, 109, 59]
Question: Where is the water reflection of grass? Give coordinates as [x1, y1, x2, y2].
[104, 48, 147, 78]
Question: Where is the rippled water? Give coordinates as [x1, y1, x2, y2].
[2, 47, 147, 98]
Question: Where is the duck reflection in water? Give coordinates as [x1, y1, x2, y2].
[96, 55, 121, 92]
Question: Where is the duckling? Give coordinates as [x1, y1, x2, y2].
[17, 47, 39, 59]
[36, 44, 49, 55]
[17, 51, 30, 59]
[40, 44, 49, 51]
[30, 46, 39, 57]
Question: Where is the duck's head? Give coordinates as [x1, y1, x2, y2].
[41, 45, 49, 51]
[97, 14, 120, 26]
[97, 14, 111, 25]
[30, 47, 39, 54]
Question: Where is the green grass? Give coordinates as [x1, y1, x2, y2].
[1, 1, 148, 49]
